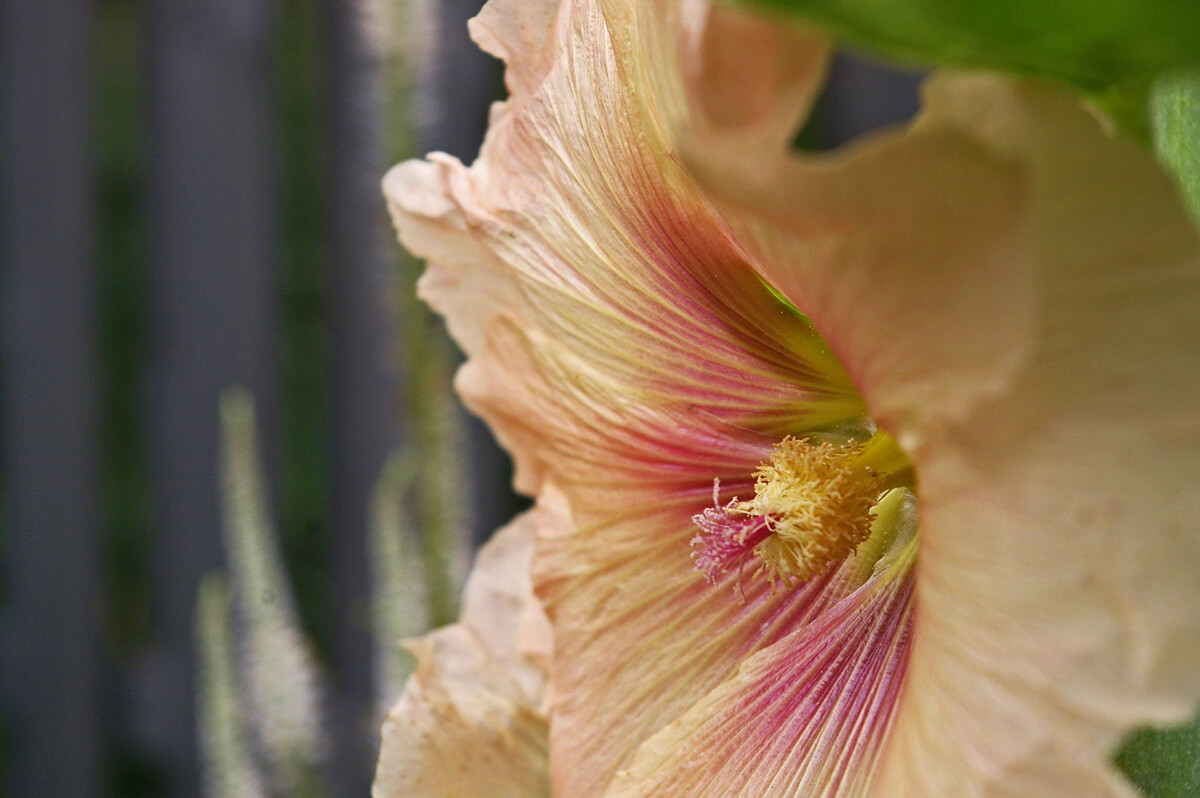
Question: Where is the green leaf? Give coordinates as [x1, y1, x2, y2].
[1152, 70, 1200, 220]
[1114, 713, 1200, 797]
[741, 0, 1200, 90]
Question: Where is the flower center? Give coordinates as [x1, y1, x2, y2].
[693, 431, 912, 586]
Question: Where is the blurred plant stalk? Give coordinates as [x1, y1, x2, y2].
[195, 1, 480, 793]
[195, 575, 269, 798]
[214, 392, 325, 797]
[199, 377, 471, 795]
[377, 0, 476, 629]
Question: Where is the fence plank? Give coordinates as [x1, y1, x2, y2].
[143, 0, 277, 793]
[0, 1, 100, 796]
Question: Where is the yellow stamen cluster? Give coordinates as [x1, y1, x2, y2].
[735, 436, 885, 585]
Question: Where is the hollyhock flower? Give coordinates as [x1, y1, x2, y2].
[376, 0, 1200, 795]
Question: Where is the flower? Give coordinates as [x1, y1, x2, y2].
[377, 0, 1200, 795]
[375, 514, 552, 796]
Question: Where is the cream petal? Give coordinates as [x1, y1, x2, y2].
[682, 115, 1033, 450]
[876, 79, 1200, 795]
[384, 157, 531, 359]
[372, 515, 549, 798]
[460, 512, 553, 707]
[469, 0, 561, 99]
[685, 3, 828, 146]
[683, 40, 1200, 793]
[877, 439, 1200, 797]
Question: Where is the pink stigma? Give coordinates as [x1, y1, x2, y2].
[691, 481, 773, 583]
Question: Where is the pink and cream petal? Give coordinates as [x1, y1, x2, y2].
[681, 119, 1034, 449]
[605, 578, 913, 797]
[453, 315, 887, 795]
[385, 0, 862, 439]
[606, 498, 917, 798]
[373, 516, 550, 798]
[537, 493, 893, 796]
[455, 315, 850, 499]
[682, 37, 1200, 793]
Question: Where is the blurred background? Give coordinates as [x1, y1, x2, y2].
[0, 0, 920, 795]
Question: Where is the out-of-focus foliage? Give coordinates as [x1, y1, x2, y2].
[277, 0, 336, 656]
[1115, 712, 1200, 798]
[1153, 71, 1200, 218]
[198, 0, 479, 791]
[98, 0, 152, 654]
[199, 391, 447, 798]
[380, 0, 475, 628]
[740, 0, 1200, 90]
[369, 452, 430, 708]
[195, 576, 268, 798]
[216, 392, 325, 797]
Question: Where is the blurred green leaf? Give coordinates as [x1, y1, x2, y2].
[1153, 70, 1200, 219]
[1115, 713, 1200, 797]
[741, 0, 1200, 90]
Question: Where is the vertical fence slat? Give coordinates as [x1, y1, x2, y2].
[143, 0, 276, 793]
[0, 2, 100, 796]
[324, 0, 396, 792]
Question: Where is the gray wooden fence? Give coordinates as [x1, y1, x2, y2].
[0, 0, 502, 795]
[0, 0, 916, 792]
[2, 2, 100, 796]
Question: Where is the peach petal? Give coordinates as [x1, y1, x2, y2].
[684, 44, 1200, 796]
[373, 516, 549, 797]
